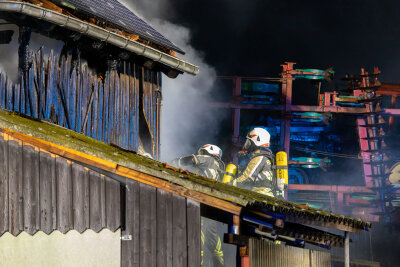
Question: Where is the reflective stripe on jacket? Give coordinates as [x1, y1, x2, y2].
[236, 148, 277, 196]
[178, 154, 225, 181]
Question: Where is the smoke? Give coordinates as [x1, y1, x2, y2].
[0, 20, 19, 82]
[121, 0, 225, 162]
[0, 19, 64, 83]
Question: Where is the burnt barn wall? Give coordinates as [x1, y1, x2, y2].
[0, 131, 201, 267]
[0, 21, 162, 158]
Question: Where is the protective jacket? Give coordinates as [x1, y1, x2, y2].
[173, 153, 225, 266]
[236, 147, 282, 197]
[176, 154, 225, 181]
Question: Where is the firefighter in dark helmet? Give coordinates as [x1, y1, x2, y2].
[172, 144, 225, 266]
[236, 128, 284, 198]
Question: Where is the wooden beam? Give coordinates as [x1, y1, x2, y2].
[0, 127, 242, 215]
[224, 233, 250, 246]
[116, 166, 242, 215]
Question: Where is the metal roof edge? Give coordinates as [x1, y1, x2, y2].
[0, 1, 199, 76]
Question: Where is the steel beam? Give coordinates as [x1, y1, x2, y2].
[232, 77, 242, 164]
[287, 184, 375, 193]
[210, 102, 378, 114]
[280, 63, 295, 156]
[381, 108, 400, 115]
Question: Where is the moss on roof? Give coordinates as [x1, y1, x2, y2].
[0, 110, 371, 230]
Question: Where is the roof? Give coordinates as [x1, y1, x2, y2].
[0, 1, 199, 76]
[0, 110, 371, 233]
[54, 0, 184, 54]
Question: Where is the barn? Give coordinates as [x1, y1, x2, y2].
[0, 1, 371, 267]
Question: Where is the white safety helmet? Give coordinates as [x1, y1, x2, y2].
[243, 127, 270, 152]
[198, 144, 223, 159]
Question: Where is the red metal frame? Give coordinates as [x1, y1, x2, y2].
[280, 63, 295, 156]
[215, 63, 400, 222]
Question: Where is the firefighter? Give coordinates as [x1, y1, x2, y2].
[172, 144, 225, 266]
[172, 144, 225, 181]
[236, 127, 284, 198]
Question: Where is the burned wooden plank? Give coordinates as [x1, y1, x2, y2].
[75, 64, 82, 133]
[0, 133, 9, 235]
[122, 180, 140, 267]
[156, 189, 173, 267]
[0, 74, 4, 109]
[186, 199, 201, 267]
[39, 149, 56, 234]
[97, 78, 104, 141]
[71, 163, 90, 233]
[114, 70, 121, 146]
[56, 156, 72, 233]
[44, 50, 53, 119]
[49, 52, 59, 124]
[103, 72, 110, 143]
[139, 183, 157, 267]
[108, 71, 115, 144]
[14, 84, 20, 113]
[22, 144, 40, 235]
[92, 75, 99, 140]
[121, 67, 129, 148]
[57, 57, 66, 127]
[8, 138, 23, 236]
[105, 176, 120, 232]
[79, 65, 88, 134]
[6, 77, 13, 111]
[173, 195, 188, 267]
[69, 68, 77, 131]
[129, 69, 139, 151]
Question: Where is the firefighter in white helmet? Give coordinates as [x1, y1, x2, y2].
[172, 144, 225, 266]
[236, 127, 284, 198]
[172, 144, 225, 181]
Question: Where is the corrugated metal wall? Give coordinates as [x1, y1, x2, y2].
[249, 238, 331, 267]
[0, 131, 121, 236]
[0, 48, 161, 158]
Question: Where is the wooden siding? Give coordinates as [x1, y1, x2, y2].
[122, 181, 201, 267]
[0, 132, 121, 236]
[0, 48, 162, 158]
[0, 130, 201, 266]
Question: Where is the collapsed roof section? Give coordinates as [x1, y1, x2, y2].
[0, 110, 371, 248]
[0, 0, 199, 76]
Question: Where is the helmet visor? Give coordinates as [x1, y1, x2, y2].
[243, 139, 252, 152]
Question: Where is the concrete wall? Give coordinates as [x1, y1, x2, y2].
[0, 229, 120, 267]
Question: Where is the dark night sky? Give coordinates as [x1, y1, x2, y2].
[162, 0, 400, 82]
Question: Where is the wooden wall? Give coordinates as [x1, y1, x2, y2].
[0, 132, 121, 236]
[122, 180, 201, 267]
[0, 48, 161, 158]
[0, 131, 201, 267]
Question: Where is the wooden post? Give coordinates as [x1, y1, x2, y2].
[232, 215, 240, 235]
[344, 231, 350, 267]
[240, 247, 249, 267]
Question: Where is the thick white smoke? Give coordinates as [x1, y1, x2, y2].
[121, 1, 225, 162]
[0, 19, 64, 82]
[0, 20, 19, 82]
